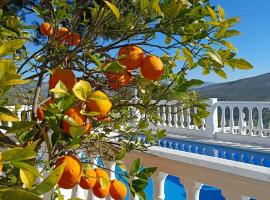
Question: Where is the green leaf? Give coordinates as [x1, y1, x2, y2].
[115, 148, 126, 160]
[103, 61, 125, 73]
[0, 39, 25, 58]
[104, 1, 120, 19]
[0, 189, 42, 200]
[183, 48, 193, 69]
[85, 53, 102, 67]
[141, 0, 149, 10]
[20, 168, 36, 188]
[2, 147, 36, 161]
[227, 58, 253, 70]
[0, 79, 30, 86]
[70, 126, 85, 138]
[7, 121, 36, 134]
[49, 81, 69, 98]
[220, 40, 238, 52]
[213, 68, 227, 79]
[223, 30, 241, 38]
[11, 161, 41, 177]
[206, 6, 217, 21]
[156, 129, 166, 138]
[137, 119, 149, 130]
[132, 179, 148, 191]
[72, 80, 92, 101]
[152, 0, 164, 17]
[129, 158, 140, 175]
[206, 50, 223, 66]
[136, 190, 146, 200]
[138, 167, 157, 179]
[35, 164, 65, 195]
[0, 107, 18, 121]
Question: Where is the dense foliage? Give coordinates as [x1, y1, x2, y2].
[0, 0, 252, 199]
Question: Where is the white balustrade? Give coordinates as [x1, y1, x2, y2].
[124, 146, 270, 200]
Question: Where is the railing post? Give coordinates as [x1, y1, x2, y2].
[205, 98, 218, 136]
[152, 171, 167, 200]
[180, 178, 202, 200]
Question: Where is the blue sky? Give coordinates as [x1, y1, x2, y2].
[189, 0, 270, 83]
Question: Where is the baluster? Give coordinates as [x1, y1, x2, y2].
[248, 107, 254, 136]
[201, 118, 206, 131]
[238, 107, 244, 135]
[152, 171, 167, 200]
[157, 106, 161, 126]
[180, 108, 185, 128]
[213, 149, 219, 157]
[258, 107, 264, 137]
[180, 178, 202, 200]
[194, 107, 199, 130]
[168, 105, 172, 127]
[187, 108, 191, 129]
[173, 105, 179, 128]
[162, 106, 167, 126]
[17, 111, 22, 121]
[221, 106, 226, 133]
[229, 106, 234, 134]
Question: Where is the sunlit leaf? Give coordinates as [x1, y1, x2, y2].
[104, 1, 120, 19]
[11, 161, 41, 177]
[213, 68, 227, 79]
[0, 107, 18, 122]
[183, 48, 193, 68]
[206, 6, 217, 21]
[0, 189, 42, 200]
[227, 58, 253, 69]
[2, 147, 36, 161]
[0, 39, 25, 58]
[206, 50, 223, 66]
[100, 177, 110, 189]
[72, 80, 92, 101]
[20, 168, 36, 188]
[35, 164, 65, 195]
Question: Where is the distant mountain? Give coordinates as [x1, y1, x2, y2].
[197, 73, 270, 101]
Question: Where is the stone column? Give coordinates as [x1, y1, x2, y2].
[152, 171, 168, 200]
[180, 178, 202, 200]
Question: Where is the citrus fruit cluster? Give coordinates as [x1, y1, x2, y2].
[40, 22, 80, 46]
[56, 155, 127, 200]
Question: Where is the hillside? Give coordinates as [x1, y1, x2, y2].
[197, 73, 270, 101]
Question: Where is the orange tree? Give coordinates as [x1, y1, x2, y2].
[0, 0, 253, 199]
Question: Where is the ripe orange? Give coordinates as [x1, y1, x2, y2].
[62, 107, 92, 136]
[79, 167, 97, 189]
[55, 155, 82, 189]
[56, 27, 69, 42]
[40, 22, 53, 36]
[93, 168, 110, 198]
[48, 68, 77, 90]
[118, 45, 144, 70]
[141, 55, 164, 80]
[37, 107, 45, 121]
[105, 72, 133, 90]
[66, 33, 81, 46]
[86, 91, 112, 118]
[109, 179, 127, 200]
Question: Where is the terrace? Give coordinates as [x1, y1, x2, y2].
[3, 98, 270, 200]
